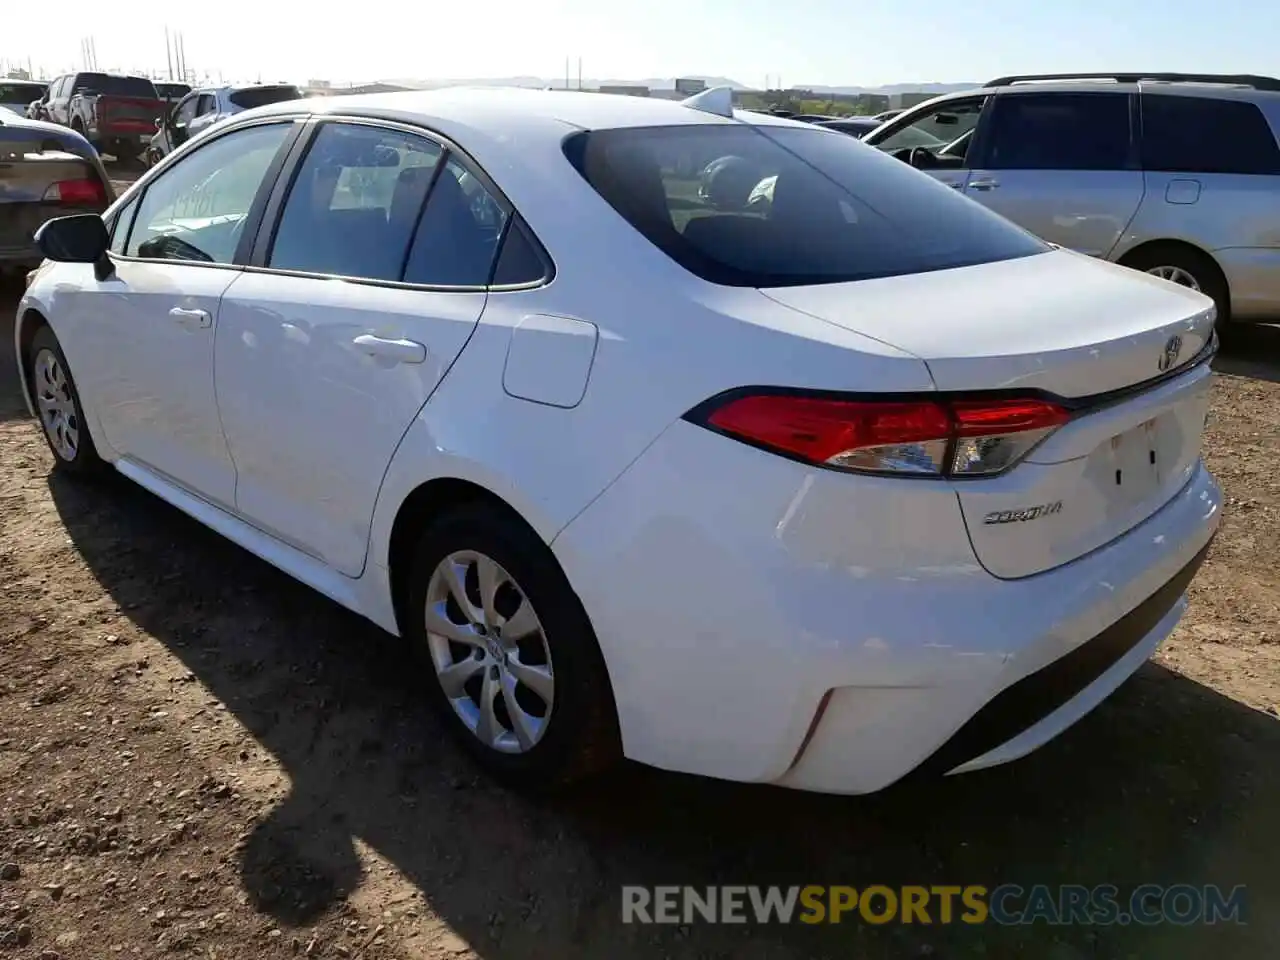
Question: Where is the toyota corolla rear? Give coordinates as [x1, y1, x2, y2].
[548, 116, 1221, 794]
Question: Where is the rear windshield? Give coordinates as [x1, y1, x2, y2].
[229, 86, 302, 110]
[0, 82, 46, 102]
[564, 124, 1048, 287]
[155, 83, 191, 99]
[75, 74, 157, 98]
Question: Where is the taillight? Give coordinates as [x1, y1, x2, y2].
[693, 391, 1070, 478]
[42, 178, 107, 205]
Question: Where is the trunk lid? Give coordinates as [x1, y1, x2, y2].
[761, 249, 1217, 578]
[0, 151, 108, 258]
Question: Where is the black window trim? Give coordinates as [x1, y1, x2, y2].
[106, 115, 306, 271]
[243, 113, 555, 293]
[968, 90, 1140, 172]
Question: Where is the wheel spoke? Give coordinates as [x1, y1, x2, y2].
[437, 655, 483, 698]
[475, 668, 500, 747]
[507, 653, 554, 706]
[475, 555, 503, 628]
[439, 558, 479, 624]
[424, 600, 483, 646]
[501, 597, 539, 640]
[500, 670, 539, 750]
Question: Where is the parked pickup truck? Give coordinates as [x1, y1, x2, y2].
[41, 72, 162, 161]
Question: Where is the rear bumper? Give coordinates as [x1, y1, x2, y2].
[553, 419, 1222, 794]
[1213, 246, 1280, 321]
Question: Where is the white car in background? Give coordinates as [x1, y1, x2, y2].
[15, 87, 1220, 794]
[147, 83, 302, 165]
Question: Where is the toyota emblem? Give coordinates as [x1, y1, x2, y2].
[1158, 334, 1183, 372]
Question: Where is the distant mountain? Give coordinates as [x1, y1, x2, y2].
[795, 82, 980, 96]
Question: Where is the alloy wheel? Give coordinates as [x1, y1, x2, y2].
[33, 348, 79, 461]
[424, 550, 556, 754]
[1145, 265, 1201, 292]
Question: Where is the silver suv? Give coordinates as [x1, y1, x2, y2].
[862, 72, 1280, 334]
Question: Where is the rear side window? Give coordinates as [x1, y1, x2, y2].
[402, 159, 508, 285]
[0, 83, 45, 103]
[564, 124, 1047, 288]
[229, 86, 302, 110]
[269, 122, 444, 281]
[491, 217, 547, 285]
[983, 93, 1131, 170]
[1140, 95, 1280, 175]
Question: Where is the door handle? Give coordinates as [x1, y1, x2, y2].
[168, 306, 211, 329]
[968, 179, 1000, 191]
[351, 334, 427, 365]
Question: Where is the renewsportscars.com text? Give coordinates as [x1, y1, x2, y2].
[621, 884, 1247, 926]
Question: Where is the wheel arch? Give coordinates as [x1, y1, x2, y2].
[382, 473, 622, 734]
[1115, 237, 1231, 320]
[14, 307, 49, 418]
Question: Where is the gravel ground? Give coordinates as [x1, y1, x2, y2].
[2, 172, 1278, 958]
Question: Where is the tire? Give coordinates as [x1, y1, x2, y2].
[26, 325, 105, 475]
[1121, 244, 1232, 339]
[403, 502, 620, 790]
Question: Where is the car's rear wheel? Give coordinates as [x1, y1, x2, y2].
[1121, 244, 1231, 339]
[27, 326, 104, 475]
[403, 503, 619, 790]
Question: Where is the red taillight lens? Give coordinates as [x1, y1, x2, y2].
[42, 178, 107, 205]
[696, 392, 1070, 478]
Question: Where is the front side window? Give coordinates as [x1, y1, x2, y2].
[1140, 94, 1280, 175]
[565, 123, 1047, 288]
[195, 95, 217, 117]
[174, 95, 199, 126]
[269, 122, 444, 281]
[983, 93, 1131, 171]
[108, 197, 139, 255]
[126, 122, 290, 264]
[869, 98, 986, 165]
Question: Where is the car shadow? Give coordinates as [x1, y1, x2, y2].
[47, 469, 1279, 960]
[0, 278, 32, 423]
[1213, 324, 1280, 384]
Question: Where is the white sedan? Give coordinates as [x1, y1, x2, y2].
[15, 87, 1221, 794]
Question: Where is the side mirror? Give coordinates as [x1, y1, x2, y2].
[34, 215, 113, 280]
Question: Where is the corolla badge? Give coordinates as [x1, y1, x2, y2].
[1158, 334, 1183, 373]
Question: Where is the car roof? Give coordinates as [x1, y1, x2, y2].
[247, 85, 802, 136]
[922, 78, 1280, 105]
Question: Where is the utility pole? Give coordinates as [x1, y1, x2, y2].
[165, 26, 173, 80]
[577, 57, 582, 91]
[564, 57, 569, 91]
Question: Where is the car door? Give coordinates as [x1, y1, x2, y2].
[46, 77, 69, 125]
[62, 120, 297, 508]
[215, 119, 503, 574]
[167, 92, 201, 150]
[862, 96, 988, 191]
[963, 91, 1143, 257]
[187, 93, 219, 138]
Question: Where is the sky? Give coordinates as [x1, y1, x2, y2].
[6, 0, 1280, 89]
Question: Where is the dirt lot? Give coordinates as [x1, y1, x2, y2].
[1, 168, 1278, 959]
